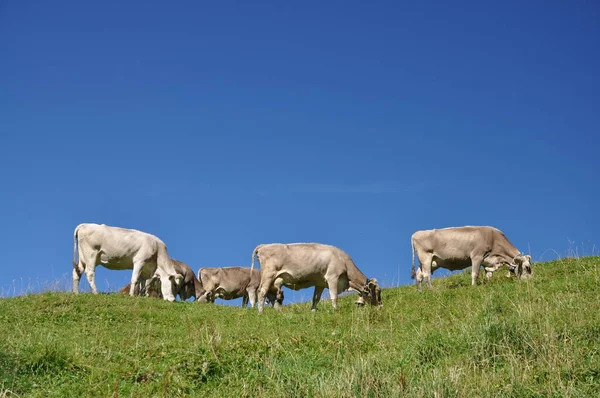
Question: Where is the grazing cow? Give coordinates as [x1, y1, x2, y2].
[251, 243, 382, 314]
[411, 225, 533, 290]
[72, 223, 184, 302]
[118, 259, 205, 301]
[170, 259, 206, 301]
[197, 267, 282, 308]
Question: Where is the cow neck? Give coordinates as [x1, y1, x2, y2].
[494, 233, 522, 261]
[346, 260, 368, 291]
[497, 243, 521, 263]
[193, 276, 205, 298]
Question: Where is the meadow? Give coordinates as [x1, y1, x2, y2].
[1, 257, 599, 397]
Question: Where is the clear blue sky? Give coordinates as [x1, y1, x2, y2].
[1, 1, 598, 304]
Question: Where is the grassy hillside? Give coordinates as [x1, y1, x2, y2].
[1, 257, 599, 397]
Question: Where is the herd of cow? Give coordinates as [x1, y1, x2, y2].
[72, 223, 533, 313]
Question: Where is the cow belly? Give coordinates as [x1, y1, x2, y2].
[281, 276, 327, 290]
[432, 256, 472, 271]
[215, 286, 243, 300]
[99, 253, 135, 270]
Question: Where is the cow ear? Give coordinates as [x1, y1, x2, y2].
[526, 255, 532, 262]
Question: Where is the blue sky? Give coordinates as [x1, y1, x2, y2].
[1, 1, 598, 304]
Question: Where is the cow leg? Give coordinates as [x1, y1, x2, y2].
[129, 262, 145, 296]
[275, 288, 284, 308]
[247, 289, 257, 308]
[84, 264, 98, 294]
[72, 245, 89, 294]
[327, 278, 340, 310]
[415, 267, 423, 291]
[311, 286, 325, 311]
[471, 256, 483, 286]
[257, 286, 267, 313]
[273, 292, 283, 310]
[275, 289, 284, 308]
[72, 267, 83, 294]
[257, 273, 276, 314]
[272, 278, 284, 311]
[418, 253, 434, 289]
[73, 251, 93, 293]
[139, 278, 147, 296]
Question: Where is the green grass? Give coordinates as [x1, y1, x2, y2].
[1, 257, 599, 397]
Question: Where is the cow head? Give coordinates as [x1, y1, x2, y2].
[178, 281, 196, 301]
[509, 254, 533, 279]
[155, 273, 184, 302]
[197, 290, 213, 303]
[355, 278, 383, 308]
[192, 278, 206, 302]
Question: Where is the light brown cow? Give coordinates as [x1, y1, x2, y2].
[251, 243, 382, 314]
[411, 225, 533, 290]
[72, 223, 183, 302]
[119, 259, 205, 301]
[197, 267, 282, 308]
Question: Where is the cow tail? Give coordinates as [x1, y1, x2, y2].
[410, 237, 416, 279]
[73, 225, 80, 270]
[251, 245, 261, 275]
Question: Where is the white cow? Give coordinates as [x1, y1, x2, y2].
[72, 223, 183, 301]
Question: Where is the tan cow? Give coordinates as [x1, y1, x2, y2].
[72, 223, 184, 302]
[411, 225, 533, 290]
[251, 243, 382, 314]
[197, 267, 282, 308]
[119, 259, 205, 301]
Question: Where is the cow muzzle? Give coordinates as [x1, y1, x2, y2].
[520, 268, 533, 279]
